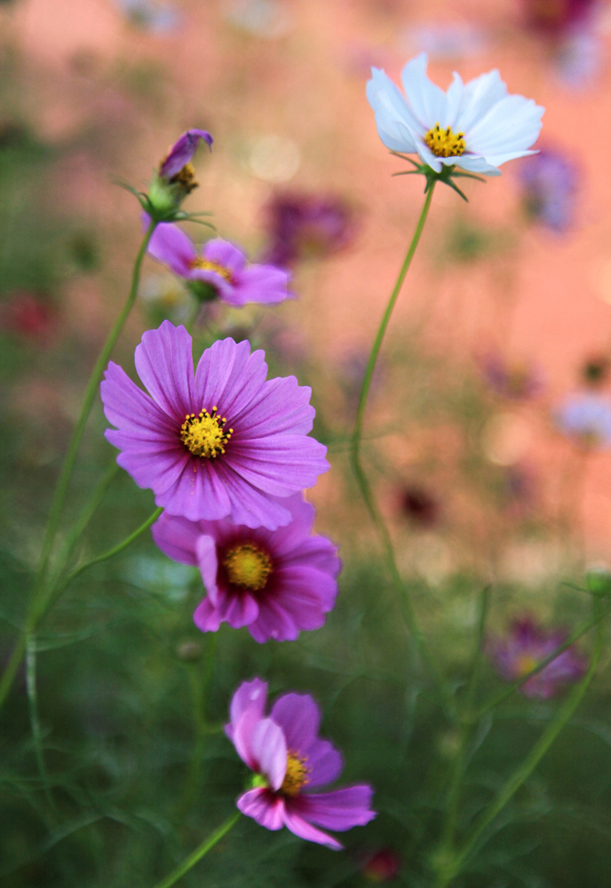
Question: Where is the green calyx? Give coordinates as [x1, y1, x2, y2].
[390, 151, 486, 202]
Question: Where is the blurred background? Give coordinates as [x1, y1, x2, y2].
[2, 1, 611, 886]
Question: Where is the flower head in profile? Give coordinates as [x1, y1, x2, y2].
[488, 617, 586, 698]
[555, 393, 611, 449]
[147, 222, 290, 307]
[519, 148, 579, 232]
[367, 53, 544, 185]
[101, 321, 329, 529]
[146, 129, 213, 219]
[226, 678, 375, 848]
[262, 192, 357, 269]
[152, 496, 340, 642]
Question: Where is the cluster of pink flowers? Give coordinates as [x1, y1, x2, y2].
[100, 131, 375, 849]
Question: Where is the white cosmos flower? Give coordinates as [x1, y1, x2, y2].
[366, 53, 544, 177]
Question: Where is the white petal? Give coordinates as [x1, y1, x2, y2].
[455, 68, 509, 132]
[452, 154, 502, 176]
[366, 67, 422, 152]
[467, 95, 544, 156]
[401, 53, 449, 128]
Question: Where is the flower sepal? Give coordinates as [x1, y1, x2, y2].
[115, 179, 217, 226]
[188, 279, 221, 304]
[390, 152, 486, 201]
[249, 773, 269, 790]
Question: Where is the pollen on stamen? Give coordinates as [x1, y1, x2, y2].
[189, 256, 234, 282]
[180, 406, 233, 459]
[424, 122, 466, 158]
[280, 751, 310, 797]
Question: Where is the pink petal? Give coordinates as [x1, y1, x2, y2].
[195, 534, 219, 601]
[101, 361, 176, 435]
[228, 678, 268, 735]
[228, 264, 291, 307]
[228, 435, 330, 496]
[294, 786, 376, 831]
[282, 807, 342, 849]
[237, 788, 285, 831]
[147, 223, 196, 276]
[151, 513, 201, 565]
[194, 338, 269, 420]
[193, 597, 222, 633]
[134, 321, 196, 420]
[203, 238, 247, 274]
[231, 375, 315, 437]
[214, 586, 259, 628]
[250, 718, 287, 790]
[303, 739, 343, 788]
[270, 693, 321, 752]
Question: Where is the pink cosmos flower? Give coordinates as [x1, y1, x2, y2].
[226, 678, 375, 849]
[148, 223, 290, 307]
[159, 129, 213, 179]
[101, 321, 329, 529]
[152, 495, 340, 642]
[488, 617, 587, 699]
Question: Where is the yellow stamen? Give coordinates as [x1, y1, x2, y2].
[169, 162, 198, 194]
[189, 256, 233, 282]
[180, 406, 232, 458]
[515, 654, 539, 677]
[281, 751, 310, 797]
[223, 543, 273, 591]
[424, 123, 466, 158]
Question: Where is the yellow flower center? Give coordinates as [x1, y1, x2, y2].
[280, 751, 310, 797]
[169, 162, 198, 194]
[424, 123, 466, 158]
[516, 654, 539, 677]
[223, 543, 273, 591]
[180, 406, 233, 458]
[189, 256, 233, 282]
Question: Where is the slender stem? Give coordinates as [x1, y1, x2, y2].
[441, 604, 607, 886]
[349, 185, 445, 699]
[151, 812, 240, 888]
[0, 221, 156, 713]
[437, 587, 491, 862]
[37, 219, 157, 585]
[177, 633, 219, 817]
[62, 507, 163, 589]
[477, 599, 611, 719]
[25, 633, 57, 817]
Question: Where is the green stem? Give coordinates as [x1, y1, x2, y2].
[37, 218, 157, 585]
[25, 633, 57, 817]
[151, 812, 240, 888]
[477, 599, 611, 719]
[440, 604, 607, 886]
[349, 185, 444, 698]
[437, 587, 491, 862]
[0, 221, 156, 714]
[177, 633, 219, 817]
[62, 507, 163, 589]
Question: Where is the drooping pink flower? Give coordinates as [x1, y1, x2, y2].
[159, 129, 213, 180]
[152, 495, 340, 642]
[100, 321, 329, 529]
[226, 678, 375, 848]
[147, 223, 291, 307]
[488, 617, 587, 699]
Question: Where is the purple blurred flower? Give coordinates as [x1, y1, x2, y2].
[523, 0, 597, 37]
[226, 678, 375, 848]
[262, 192, 357, 269]
[114, 0, 181, 32]
[519, 149, 578, 232]
[480, 353, 543, 399]
[488, 617, 587, 698]
[159, 129, 213, 180]
[555, 393, 611, 448]
[101, 321, 329, 528]
[398, 485, 440, 529]
[152, 495, 340, 642]
[148, 223, 291, 306]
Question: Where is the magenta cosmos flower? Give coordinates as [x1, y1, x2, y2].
[148, 223, 290, 307]
[152, 495, 340, 641]
[159, 129, 213, 179]
[226, 678, 375, 848]
[488, 617, 587, 699]
[101, 321, 329, 529]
